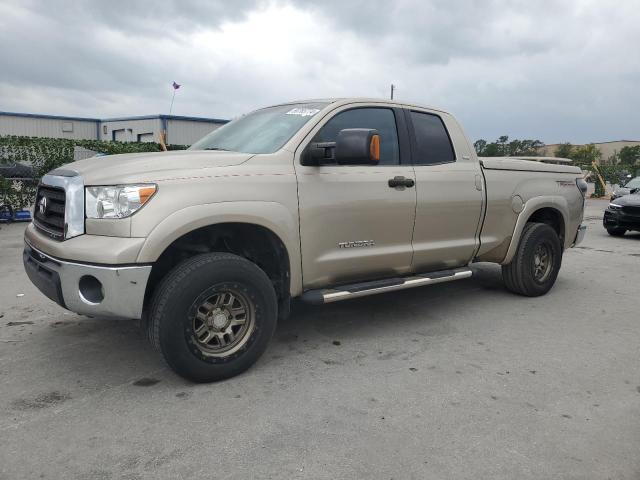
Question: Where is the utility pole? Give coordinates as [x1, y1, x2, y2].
[390, 84, 395, 100]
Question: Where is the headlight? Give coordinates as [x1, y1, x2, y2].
[611, 190, 625, 199]
[85, 184, 156, 219]
[608, 203, 623, 211]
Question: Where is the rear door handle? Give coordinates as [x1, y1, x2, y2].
[388, 176, 415, 188]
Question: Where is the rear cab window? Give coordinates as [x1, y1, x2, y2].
[408, 110, 456, 165]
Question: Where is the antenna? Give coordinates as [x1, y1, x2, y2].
[390, 84, 395, 100]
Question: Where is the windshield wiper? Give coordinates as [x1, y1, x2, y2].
[204, 147, 231, 151]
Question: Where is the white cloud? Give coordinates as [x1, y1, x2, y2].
[0, 0, 638, 143]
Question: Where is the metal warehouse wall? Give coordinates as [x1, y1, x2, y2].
[167, 119, 223, 145]
[0, 114, 98, 140]
[1, 113, 228, 146]
[99, 118, 163, 143]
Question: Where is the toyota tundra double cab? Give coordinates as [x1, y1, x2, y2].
[23, 98, 587, 382]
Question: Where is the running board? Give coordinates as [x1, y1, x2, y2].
[301, 268, 472, 305]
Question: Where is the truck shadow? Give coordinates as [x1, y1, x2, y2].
[9, 263, 506, 387]
[276, 263, 506, 344]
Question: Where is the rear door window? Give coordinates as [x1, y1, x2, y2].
[409, 111, 456, 165]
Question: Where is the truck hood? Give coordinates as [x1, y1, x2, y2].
[612, 187, 631, 199]
[611, 193, 640, 206]
[612, 186, 640, 199]
[58, 150, 254, 185]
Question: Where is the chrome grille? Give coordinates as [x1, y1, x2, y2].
[34, 185, 66, 240]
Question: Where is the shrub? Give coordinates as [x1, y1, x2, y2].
[0, 136, 187, 211]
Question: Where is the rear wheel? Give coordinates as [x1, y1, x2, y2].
[502, 222, 562, 297]
[148, 253, 278, 382]
[606, 227, 626, 237]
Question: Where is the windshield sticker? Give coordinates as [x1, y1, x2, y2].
[286, 108, 320, 117]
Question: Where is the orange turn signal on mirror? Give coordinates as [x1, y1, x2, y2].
[369, 134, 380, 162]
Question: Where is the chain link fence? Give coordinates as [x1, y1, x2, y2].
[0, 136, 186, 212]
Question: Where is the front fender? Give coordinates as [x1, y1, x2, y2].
[135, 201, 302, 296]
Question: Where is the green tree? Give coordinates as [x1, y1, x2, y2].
[554, 143, 573, 159]
[618, 145, 640, 165]
[482, 142, 502, 157]
[473, 136, 544, 157]
[508, 139, 544, 156]
[497, 136, 509, 156]
[606, 152, 619, 165]
[568, 144, 603, 196]
[569, 144, 601, 167]
[473, 139, 487, 155]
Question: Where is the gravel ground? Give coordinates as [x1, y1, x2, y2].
[0, 198, 638, 479]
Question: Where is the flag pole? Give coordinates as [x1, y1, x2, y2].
[162, 82, 180, 151]
[169, 89, 177, 116]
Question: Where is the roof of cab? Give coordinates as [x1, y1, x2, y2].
[269, 98, 450, 115]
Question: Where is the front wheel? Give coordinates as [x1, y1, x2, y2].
[502, 222, 562, 297]
[148, 253, 278, 382]
[606, 227, 626, 237]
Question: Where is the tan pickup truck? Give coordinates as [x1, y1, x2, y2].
[23, 98, 587, 382]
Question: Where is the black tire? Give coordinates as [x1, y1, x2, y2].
[148, 252, 278, 382]
[502, 222, 562, 297]
[606, 227, 626, 237]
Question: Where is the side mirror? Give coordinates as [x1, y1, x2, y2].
[301, 128, 381, 166]
[335, 128, 380, 165]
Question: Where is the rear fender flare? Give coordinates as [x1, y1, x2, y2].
[502, 196, 569, 265]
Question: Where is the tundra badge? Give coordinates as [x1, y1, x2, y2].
[337, 240, 375, 249]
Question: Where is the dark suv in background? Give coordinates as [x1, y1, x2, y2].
[610, 176, 640, 201]
[604, 189, 640, 236]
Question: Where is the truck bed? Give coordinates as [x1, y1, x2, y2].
[476, 157, 584, 264]
[480, 157, 582, 175]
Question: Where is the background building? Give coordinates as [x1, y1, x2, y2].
[539, 140, 640, 163]
[0, 111, 228, 146]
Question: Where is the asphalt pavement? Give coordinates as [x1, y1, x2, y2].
[0, 198, 638, 479]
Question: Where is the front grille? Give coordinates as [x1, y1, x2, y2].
[622, 205, 640, 217]
[34, 185, 66, 240]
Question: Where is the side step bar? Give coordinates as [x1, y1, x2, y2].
[301, 267, 472, 305]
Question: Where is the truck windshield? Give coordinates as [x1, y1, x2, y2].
[190, 103, 329, 154]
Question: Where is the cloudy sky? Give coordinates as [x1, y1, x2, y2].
[0, 0, 638, 144]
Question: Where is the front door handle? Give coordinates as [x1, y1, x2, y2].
[388, 176, 415, 188]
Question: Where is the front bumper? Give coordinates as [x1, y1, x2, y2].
[603, 209, 640, 231]
[572, 225, 587, 246]
[23, 240, 152, 319]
